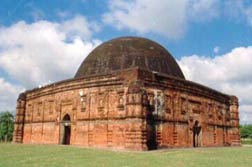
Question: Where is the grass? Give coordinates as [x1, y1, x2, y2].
[0, 144, 252, 167]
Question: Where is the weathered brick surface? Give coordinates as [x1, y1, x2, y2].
[13, 68, 240, 151]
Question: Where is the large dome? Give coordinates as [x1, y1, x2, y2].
[74, 37, 185, 79]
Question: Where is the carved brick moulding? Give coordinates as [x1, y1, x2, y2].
[13, 36, 240, 150]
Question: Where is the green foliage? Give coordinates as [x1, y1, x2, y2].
[0, 111, 14, 142]
[240, 124, 252, 139]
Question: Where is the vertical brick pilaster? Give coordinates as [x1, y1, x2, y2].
[13, 93, 26, 143]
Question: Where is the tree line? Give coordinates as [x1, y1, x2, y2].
[240, 124, 252, 139]
[0, 111, 14, 142]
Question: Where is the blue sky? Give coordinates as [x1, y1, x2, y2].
[1, 0, 252, 56]
[0, 0, 252, 124]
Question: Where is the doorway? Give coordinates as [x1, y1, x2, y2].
[146, 107, 157, 150]
[61, 114, 71, 145]
[193, 120, 201, 147]
[63, 126, 71, 145]
[146, 123, 157, 150]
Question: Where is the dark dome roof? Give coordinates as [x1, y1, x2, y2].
[74, 36, 185, 79]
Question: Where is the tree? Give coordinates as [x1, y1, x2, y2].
[240, 124, 252, 138]
[0, 111, 14, 142]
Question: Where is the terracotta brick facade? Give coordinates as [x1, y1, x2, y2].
[13, 68, 241, 151]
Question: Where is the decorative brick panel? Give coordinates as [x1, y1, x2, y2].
[13, 68, 240, 150]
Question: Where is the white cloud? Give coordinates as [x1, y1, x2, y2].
[224, 1, 252, 26]
[0, 78, 24, 112]
[188, 0, 219, 22]
[240, 105, 252, 125]
[60, 15, 101, 40]
[103, 0, 219, 39]
[213, 46, 219, 54]
[179, 46, 252, 124]
[0, 15, 101, 89]
[103, 0, 187, 39]
[103, 0, 252, 38]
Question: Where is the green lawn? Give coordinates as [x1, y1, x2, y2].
[0, 144, 252, 167]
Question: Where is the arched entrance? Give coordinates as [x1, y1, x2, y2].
[61, 114, 71, 145]
[146, 108, 157, 150]
[193, 120, 201, 147]
[147, 123, 157, 150]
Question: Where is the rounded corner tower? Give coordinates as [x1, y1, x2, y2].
[74, 36, 185, 79]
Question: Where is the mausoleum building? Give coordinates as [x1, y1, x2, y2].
[13, 37, 241, 150]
